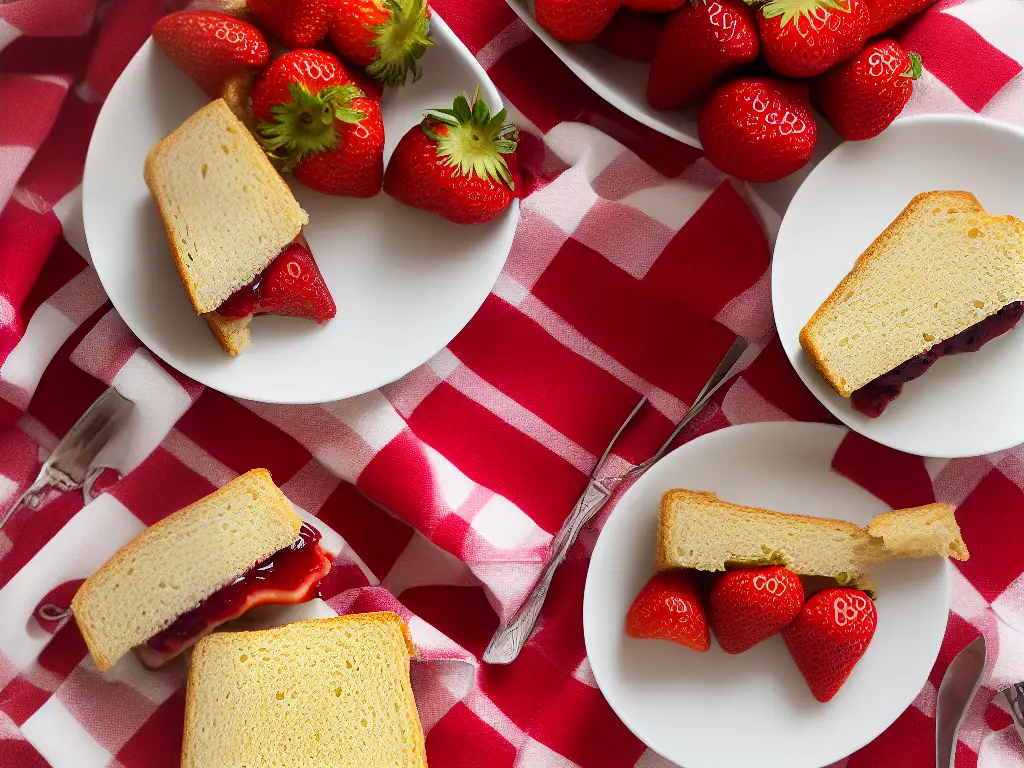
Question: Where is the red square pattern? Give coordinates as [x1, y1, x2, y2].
[951, 470, 1024, 602]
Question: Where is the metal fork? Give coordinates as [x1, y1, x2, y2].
[1006, 683, 1024, 746]
[483, 335, 749, 664]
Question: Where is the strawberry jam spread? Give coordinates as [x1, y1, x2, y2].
[851, 301, 1024, 418]
[139, 523, 331, 667]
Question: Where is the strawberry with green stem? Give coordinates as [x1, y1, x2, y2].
[814, 40, 922, 140]
[329, 0, 434, 88]
[752, 0, 870, 78]
[383, 88, 518, 224]
[253, 49, 385, 197]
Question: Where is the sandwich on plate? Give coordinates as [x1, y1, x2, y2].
[72, 469, 332, 671]
[800, 190, 1024, 416]
[181, 613, 428, 768]
[145, 98, 336, 356]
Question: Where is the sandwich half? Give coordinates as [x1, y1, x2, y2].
[181, 614, 428, 768]
[145, 99, 335, 356]
[656, 489, 968, 582]
[800, 191, 1024, 416]
[72, 469, 332, 671]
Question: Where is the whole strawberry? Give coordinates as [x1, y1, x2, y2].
[782, 588, 877, 702]
[756, 0, 869, 78]
[152, 11, 269, 99]
[217, 239, 337, 323]
[698, 77, 817, 182]
[814, 40, 921, 140]
[248, 0, 331, 49]
[594, 9, 666, 62]
[866, 0, 936, 36]
[535, 0, 622, 43]
[383, 89, 518, 224]
[709, 566, 804, 654]
[622, 0, 687, 12]
[646, 0, 759, 111]
[253, 50, 384, 197]
[329, 0, 434, 87]
[625, 570, 710, 652]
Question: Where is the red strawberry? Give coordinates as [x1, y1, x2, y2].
[646, 0, 759, 111]
[247, 0, 331, 49]
[383, 89, 518, 224]
[698, 77, 817, 182]
[535, 0, 622, 43]
[217, 240, 337, 323]
[865, 0, 936, 36]
[782, 588, 877, 702]
[709, 566, 804, 654]
[594, 9, 666, 62]
[625, 571, 710, 652]
[622, 0, 687, 13]
[328, 0, 434, 88]
[814, 40, 921, 140]
[152, 11, 269, 99]
[252, 50, 384, 197]
[756, 0, 869, 78]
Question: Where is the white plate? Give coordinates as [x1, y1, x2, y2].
[583, 422, 948, 768]
[773, 114, 1024, 458]
[505, 0, 700, 148]
[83, 18, 519, 404]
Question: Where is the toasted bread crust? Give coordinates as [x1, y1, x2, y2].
[204, 313, 251, 356]
[71, 469, 300, 671]
[799, 191, 1024, 396]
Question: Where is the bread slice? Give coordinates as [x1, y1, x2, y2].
[181, 613, 428, 768]
[71, 469, 301, 672]
[656, 489, 968, 581]
[144, 98, 308, 316]
[206, 313, 251, 356]
[800, 191, 1024, 396]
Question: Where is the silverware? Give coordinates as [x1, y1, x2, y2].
[1004, 683, 1024, 745]
[483, 336, 750, 664]
[936, 635, 987, 768]
[0, 387, 134, 530]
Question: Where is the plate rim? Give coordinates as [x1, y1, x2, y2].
[771, 112, 1024, 458]
[82, 15, 519, 405]
[582, 420, 950, 768]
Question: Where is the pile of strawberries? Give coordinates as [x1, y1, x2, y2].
[541, 0, 933, 182]
[626, 566, 878, 702]
[150, 1, 518, 224]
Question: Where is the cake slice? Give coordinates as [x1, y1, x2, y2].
[181, 614, 428, 768]
[800, 191, 1024, 416]
[144, 99, 335, 356]
[656, 489, 968, 581]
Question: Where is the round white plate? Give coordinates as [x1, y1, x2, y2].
[83, 18, 519, 404]
[504, 0, 700, 148]
[583, 422, 948, 768]
[773, 114, 1024, 458]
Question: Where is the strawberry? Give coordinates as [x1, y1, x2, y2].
[625, 571, 710, 652]
[709, 566, 804, 654]
[534, 0, 622, 43]
[152, 11, 269, 99]
[814, 40, 921, 140]
[383, 89, 518, 224]
[755, 0, 869, 78]
[646, 0, 759, 111]
[782, 588, 877, 702]
[252, 50, 384, 197]
[594, 9, 666, 62]
[698, 77, 817, 182]
[328, 0, 434, 88]
[247, 0, 331, 49]
[622, 0, 687, 12]
[865, 0, 936, 36]
[217, 241, 337, 323]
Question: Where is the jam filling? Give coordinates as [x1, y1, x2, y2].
[215, 236, 307, 320]
[851, 301, 1024, 418]
[141, 523, 331, 665]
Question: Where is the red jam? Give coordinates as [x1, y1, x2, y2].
[851, 301, 1024, 417]
[140, 523, 331, 666]
[215, 240, 308, 319]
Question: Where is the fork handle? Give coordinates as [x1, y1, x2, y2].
[483, 481, 611, 664]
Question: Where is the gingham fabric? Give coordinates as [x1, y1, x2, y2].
[0, 0, 1022, 765]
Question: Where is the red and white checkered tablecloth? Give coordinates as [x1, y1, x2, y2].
[0, 0, 1023, 765]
